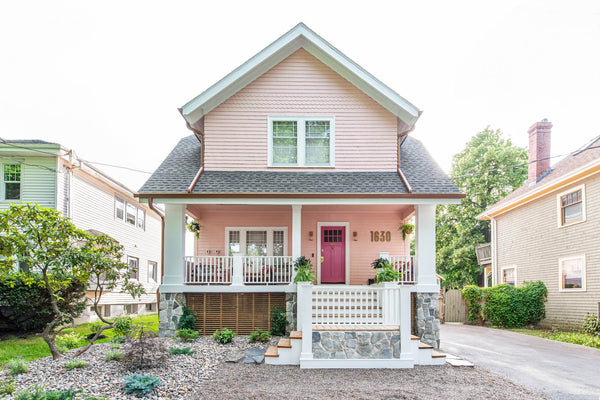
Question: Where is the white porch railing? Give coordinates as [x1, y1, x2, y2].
[311, 285, 401, 325]
[388, 255, 415, 284]
[297, 283, 413, 363]
[185, 256, 232, 285]
[184, 255, 294, 285]
[243, 256, 294, 285]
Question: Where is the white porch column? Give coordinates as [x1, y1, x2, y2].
[297, 282, 313, 362]
[231, 255, 244, 286]
[399, 287, 413, 360]
[415, 204, 438, 291]
[163, 203, 186, 286]
[292, 205, 302, 259]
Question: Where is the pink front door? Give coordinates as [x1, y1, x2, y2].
[320, 226, 345, 283]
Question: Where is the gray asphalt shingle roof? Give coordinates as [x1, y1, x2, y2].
[138, 135, 460, 196]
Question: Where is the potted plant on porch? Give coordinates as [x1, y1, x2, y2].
[400, 223, 414, 241]
[293, 256, 316, 283]
[371, 257, 400, 284]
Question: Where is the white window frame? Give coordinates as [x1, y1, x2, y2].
[500, 265, 517, 286]
[147, 261, 157, 283]
[127, 256, 139, 280]
[115, 195, 145, 230]
[556, 184, 586, 227]
[224, 227, 288, 257]
[558, 255, 586, 292]
[267, 116, 335, 167]
[2, 163, 22, 201]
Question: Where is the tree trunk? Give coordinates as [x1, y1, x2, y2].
[42, 325, 62, 360]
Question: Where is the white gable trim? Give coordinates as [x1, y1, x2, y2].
[181, 23, 421, 128]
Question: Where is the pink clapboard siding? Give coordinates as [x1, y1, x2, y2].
[203, 49, 398, 172]
[188, 204, 412, 285]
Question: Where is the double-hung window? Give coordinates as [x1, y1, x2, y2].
[225, 227, 287, 257]
[559, 256, 585, 291]
[269, 117, 334, 167]
[501, 266, 517, 286]
[115, 196, 145, 230]
[127, 256, 139, 280]
[3, 164, 21, 200]
[558, 185, 585, 226]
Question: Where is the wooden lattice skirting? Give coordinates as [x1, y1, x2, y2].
[186, 292, 286, 335]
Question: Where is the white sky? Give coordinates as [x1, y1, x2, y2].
[1, 0, 599, 190]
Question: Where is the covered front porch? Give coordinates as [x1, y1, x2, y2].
[161, 201, 440, 292]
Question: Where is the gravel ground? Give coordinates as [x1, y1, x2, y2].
[2, 336, 545, 399]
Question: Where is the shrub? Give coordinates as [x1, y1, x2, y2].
[105, 349, 123, 361]
[582, 314, 600, 336]
[14, 386, 46, 400]
[123, 374, 161, 397]
[45, 389, 80, 400]
[0, 378, 15, 396]
[483, 281, 547, 328]
[249, 328, 271, 343]
[293, 256, 315, 283]
[113, 316, 133, 337]
[7, 358, 28, 375]
[56, 332, 85, 353]
[213, 328, 235, 344]
[64, 358, 87, 370]
[270, 307, 287, 336]
[121, 324, 169, 370]
[170, 347, 195, 355]
[176, 328, 200, 342]
[0, 273, 86, 333]
[177, 306, 196, 330]
[462, 285, 483, 324]
[89, 321, 103, 334]
[546, 330, 600, 349]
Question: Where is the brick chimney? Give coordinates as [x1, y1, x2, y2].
[528, 119, 552, 183]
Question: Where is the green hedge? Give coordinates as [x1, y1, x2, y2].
[0, 273, 86, 332]
[462, 281, 547, 328]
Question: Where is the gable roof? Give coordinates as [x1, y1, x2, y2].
[480, 136, 600, 219]
[137, 135, 461, 198]
[180, 23, 421, 129]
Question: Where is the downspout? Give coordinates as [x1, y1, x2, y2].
[148, 198, 165, 309]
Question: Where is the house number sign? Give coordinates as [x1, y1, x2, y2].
[370, 231, 391, 242]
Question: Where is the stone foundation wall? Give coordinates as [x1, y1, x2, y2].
[312, 331, 400, 359]
[285, 293, 297, 332]
[415, 292, 440, 348]
[159, 292, 186, 337]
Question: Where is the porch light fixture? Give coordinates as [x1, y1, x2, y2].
[308, 231, 314, 241]
[205, 249, 210, 254]
[215, 249, 220, 254]
[353, 231, 358, 241]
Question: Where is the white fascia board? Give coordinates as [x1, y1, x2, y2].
[151, 197, 460, 206]
[480, 157, 600, 220]
[181, 23, 420, 127]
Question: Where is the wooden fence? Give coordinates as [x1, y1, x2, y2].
[442, 289, 468, 323]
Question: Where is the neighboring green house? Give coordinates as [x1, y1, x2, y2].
[479, 120, 600, 329]
[0, 139, 162, 321]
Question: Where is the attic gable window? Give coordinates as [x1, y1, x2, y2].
[268, 117, 334, 167]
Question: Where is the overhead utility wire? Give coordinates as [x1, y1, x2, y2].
[451, 145, 600, 179]
[0, 156, 57, 172]
[0, 137, 152, 175]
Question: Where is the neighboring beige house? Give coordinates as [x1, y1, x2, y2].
[0, 139, 162, 322]
[479, 120, 600, 330]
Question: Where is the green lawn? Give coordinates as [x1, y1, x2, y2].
[506, 327, 600, 349]
[0, 313, 159, 364]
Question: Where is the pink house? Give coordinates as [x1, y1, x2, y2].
[138, 23, 463, 368]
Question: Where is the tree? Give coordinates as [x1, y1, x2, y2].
[436, 127, 528, 288]
[0, 203, 144, 359]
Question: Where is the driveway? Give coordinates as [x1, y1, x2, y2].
[440, 323, 600, 400]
